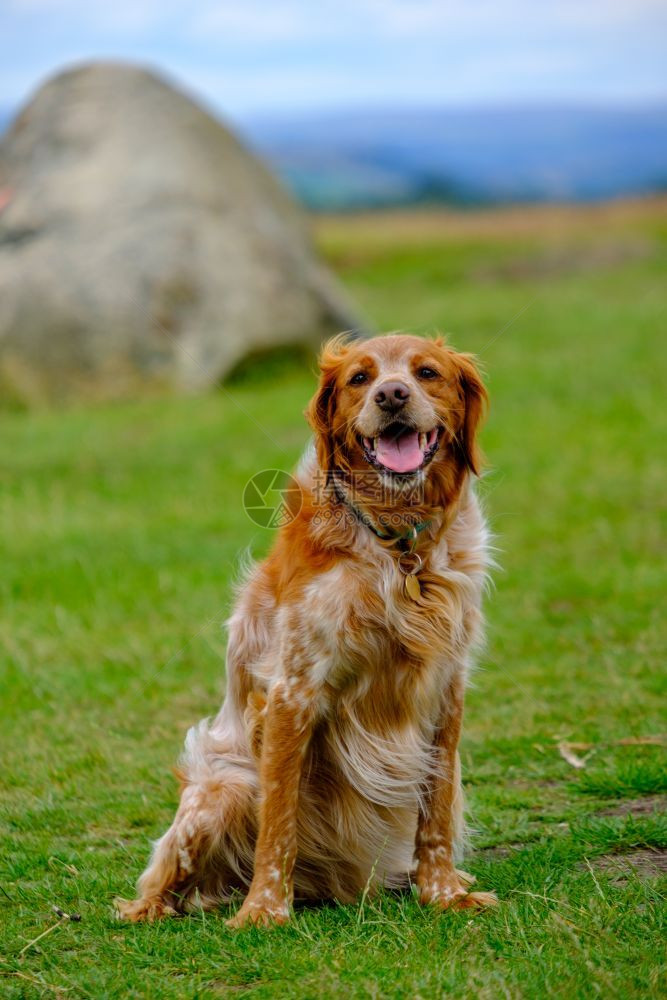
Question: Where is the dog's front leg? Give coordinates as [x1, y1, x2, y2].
[226, 677, 314, 929]
[416, 671, 496, 911]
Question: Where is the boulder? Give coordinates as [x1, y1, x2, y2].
[0, 62, 362, 404]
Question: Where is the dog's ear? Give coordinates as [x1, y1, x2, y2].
[451, 352, 488, 476]
[306, 371, 336, 472]
[305, 335, 351, 472]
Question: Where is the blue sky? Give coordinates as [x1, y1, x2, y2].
[2, 0, 667, 118]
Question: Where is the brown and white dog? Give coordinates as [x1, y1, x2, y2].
[116, 332, 496, 927]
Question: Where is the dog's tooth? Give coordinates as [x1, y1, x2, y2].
[419, 432, 427, 451]
[373, 437, 378, 452]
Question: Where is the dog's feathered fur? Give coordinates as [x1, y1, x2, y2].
[116, 333, 496, 926]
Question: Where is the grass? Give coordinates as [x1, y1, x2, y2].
[1, 197, 666, 998]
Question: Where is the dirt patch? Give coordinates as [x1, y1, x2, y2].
[597, 795, 667, 818]
[479, 842, 534, 860]
[590, 849, 667, 884]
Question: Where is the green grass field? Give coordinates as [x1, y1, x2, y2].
[1, 199, 666, 998]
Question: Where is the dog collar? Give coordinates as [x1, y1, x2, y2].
[328, 472, 431, 546]
[328, 472, 433, 602]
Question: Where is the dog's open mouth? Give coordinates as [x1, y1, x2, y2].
[361, 424, 440, 475]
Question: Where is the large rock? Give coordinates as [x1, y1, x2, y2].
[0, 62, 362, 403]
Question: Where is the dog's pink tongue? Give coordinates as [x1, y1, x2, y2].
[376, 430, 423, 473]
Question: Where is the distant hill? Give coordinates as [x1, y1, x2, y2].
[241, 105, 667, 211]
[3, 101, 666, 211]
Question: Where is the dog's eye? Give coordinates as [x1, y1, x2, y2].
[417, 367, 439, 380]
[349, 372, 368, 385]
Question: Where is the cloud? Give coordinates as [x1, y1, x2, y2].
[2, 0, 666, 113]
[10, 0, 663, 45]
[189, 4, 313, 43]
[6, 0, 168, 33]
[188, 0, 667, 43]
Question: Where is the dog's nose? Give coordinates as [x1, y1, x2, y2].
[375, 380, 411, 412]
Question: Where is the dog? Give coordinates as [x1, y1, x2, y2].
[116, 332, 496, 927]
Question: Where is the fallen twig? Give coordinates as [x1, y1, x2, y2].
[52, 906, 81, 922]
[18, 919, 65, 959]
[18, 907, 81, 958]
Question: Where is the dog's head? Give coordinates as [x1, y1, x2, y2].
[307, 333, 487, 504]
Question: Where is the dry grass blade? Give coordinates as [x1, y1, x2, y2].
[558, 742, 589, 769]
[556, 733, 665, 768]
[6, 970, 71, 997]
[616, 735, 666, 746]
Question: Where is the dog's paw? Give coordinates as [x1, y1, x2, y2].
[418, 868, 497, 912]
[114, 896, 178, 922]
[451, 890, 498, 911]
[226, 897, 290, 930]
[455, 868, 476, 887]
[419, 882, 467, 909]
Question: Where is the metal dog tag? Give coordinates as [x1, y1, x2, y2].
[405, 573, 421, 601]
[398, 550, 422, 601]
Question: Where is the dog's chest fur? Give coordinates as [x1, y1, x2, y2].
[242, 493, 486, 721]
[232, 485, 488, 807]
